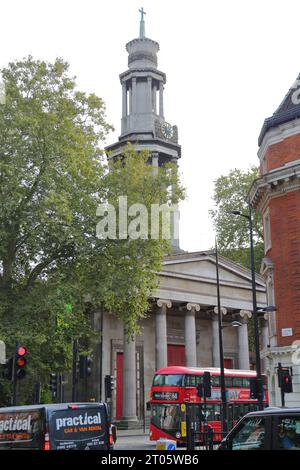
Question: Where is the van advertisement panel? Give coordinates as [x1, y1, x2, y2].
[49, 408, 108, 450]
[0, 411, 42, 443]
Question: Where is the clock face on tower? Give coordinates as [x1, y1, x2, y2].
[161, 122, 174, 139]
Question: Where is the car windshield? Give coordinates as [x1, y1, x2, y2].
[231, 417, 266, 450]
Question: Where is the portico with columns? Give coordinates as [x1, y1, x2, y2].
[100, 250, 267, 426]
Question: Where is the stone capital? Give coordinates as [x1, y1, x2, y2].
[213, 306, 227, 316]
[239, 309, 252, 319]
[157, 299, 172, 309]
[186, 303, 200, 312]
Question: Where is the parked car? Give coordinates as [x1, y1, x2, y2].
[0, 402, 116, 450]
[219, 407, 300, 450]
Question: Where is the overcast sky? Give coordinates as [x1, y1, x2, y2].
[1, 0, 299, 252]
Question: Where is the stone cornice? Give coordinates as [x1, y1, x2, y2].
[158, 270, 266, 292]
[119, 68, 166, 83]
[249, 162, 300, 211]
[258, 117, 300, 161]
[152, 286, 266, 311]
[105, 137, 181, 158]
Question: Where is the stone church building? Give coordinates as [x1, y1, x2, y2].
[84, 16, 267, 426]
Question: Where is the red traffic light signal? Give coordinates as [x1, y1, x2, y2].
[282, 373, 293, 393]
[16, 345, 28, 380]
[17, 346, 27, 357]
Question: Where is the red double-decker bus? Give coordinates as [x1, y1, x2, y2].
[149, 366, 268, 444]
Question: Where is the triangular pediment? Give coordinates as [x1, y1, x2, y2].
[161, 251, 265, 289]
[153, 250, 266, 311]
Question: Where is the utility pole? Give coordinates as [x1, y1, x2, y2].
[72, 340, 78, 402]
[215, 241, 228, 434]
[12, 341, 18, 406]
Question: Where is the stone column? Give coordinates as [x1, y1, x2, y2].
[147, 77, 152, 112]
[212, 315, 220, 367]
[212, 307, 227, 367]
[152, 83, 157, 114]
[238, 310, 252, 370]
[156, 299, 171, 370]
[185, 303, 200, 367]
[122, 327, 138, 424]
[159, 82, 164, 118]
[129, 86, 132, 114]
[122, 82, 127, 118]
[152, 153, 159, 176]
[132, 77, 137, 114]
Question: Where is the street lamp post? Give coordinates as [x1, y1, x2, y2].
[229, 204, 264, 410]
[215, 240, 228, 434]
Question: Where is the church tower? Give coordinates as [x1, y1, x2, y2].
[249, 75, 300, 406]
[105, 9, 182, 250]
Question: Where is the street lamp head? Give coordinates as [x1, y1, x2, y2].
[227, 210, 250, 220]
[222, 321, 243, 328]
[229, 210, 242, 216]
[257, 305, 277, 313]
[231, 321, 243, 327]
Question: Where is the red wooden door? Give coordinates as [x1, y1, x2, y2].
[116, 352, 123, 420]
[167, 344, 185, 366]
[224, 358, 233, 369]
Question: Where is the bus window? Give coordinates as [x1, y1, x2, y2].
[214, 404, 221, 421]
[186, 375, 195, 386]
[211, 376, 220, 387]
[232, 377, 243, 388]
[243, 377, 250, 388]
[185, 375, 202, 387]
[153, 374, 184, 387]
[151, 404, 180, 438]
[225, 377, 233, 387]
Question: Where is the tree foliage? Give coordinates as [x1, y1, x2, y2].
[0, 57, 184, 403]
[209, 166, 264, 271]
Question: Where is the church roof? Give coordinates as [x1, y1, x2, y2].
[258, 73, 300, 146]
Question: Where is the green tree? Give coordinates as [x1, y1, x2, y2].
[0, 57, 184, 403]
[0, 56, 111, 403]
[209, 166, 264, 271]
[84, 145, 184, 337]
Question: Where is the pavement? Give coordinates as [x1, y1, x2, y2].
[113, 428, 155, 451]
[115, 428, 149, 437]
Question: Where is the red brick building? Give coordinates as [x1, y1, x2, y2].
[249, 76, 300, 405]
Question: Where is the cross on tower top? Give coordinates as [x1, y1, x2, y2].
[139, 7, 146, 21]
[139, 7, 146, 38]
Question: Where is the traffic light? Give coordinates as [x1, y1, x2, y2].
[49, 373, 58, 399]
[105, 375, 115, 399]
[203, 371, 212, 398]
[16, 345, 27, 380]
[79, 355, 93, 379]
[281, 370, 293, 393]
[2, 357, 13, 380]
[249, 377, 263, 399]
[196, 382, 203, 397]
